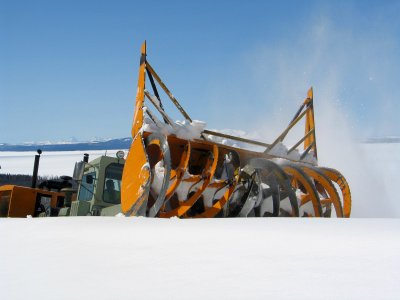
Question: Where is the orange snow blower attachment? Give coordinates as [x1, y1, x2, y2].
[121, 41, 351, 218]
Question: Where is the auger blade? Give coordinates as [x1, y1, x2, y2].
[145, 133, 172, 217]
[259, 174, 280, 217]
[320, 167, 351, 217]
[159, 144, 219, 218]
[238, 172, 263, 217]
[279, 162, 322, 217]
[164, 142, 191, 201]
[249, 158, 299, 217]
[300, 165, 344, 218]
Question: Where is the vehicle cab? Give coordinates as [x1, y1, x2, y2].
[67, 151, 125, 216]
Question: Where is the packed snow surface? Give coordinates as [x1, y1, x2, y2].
[1, 143, 400, 299]
[1, 217, 399, 300]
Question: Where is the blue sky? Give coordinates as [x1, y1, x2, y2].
[1, 0, 399, 144]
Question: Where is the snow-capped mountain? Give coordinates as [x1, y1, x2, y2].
[0, 138, 132, 151]
[1, 135, 399, 152]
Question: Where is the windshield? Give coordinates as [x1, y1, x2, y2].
[103, 163, 123, 204]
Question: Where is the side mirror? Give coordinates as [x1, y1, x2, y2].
[86, 174, 94, 184]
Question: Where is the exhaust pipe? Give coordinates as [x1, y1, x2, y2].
[31, 149, 42, 188]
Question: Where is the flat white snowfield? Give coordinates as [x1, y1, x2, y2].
[1, 218, 399, 299]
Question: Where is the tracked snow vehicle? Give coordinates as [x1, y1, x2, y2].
[0, 151, 129, 217]
[121, 42, 351, 218]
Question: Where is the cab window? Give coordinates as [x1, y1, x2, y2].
[78, 171, 96, 201]
[103, 163, 123, 204]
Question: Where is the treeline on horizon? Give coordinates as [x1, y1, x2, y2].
[0, 174, 60, 187]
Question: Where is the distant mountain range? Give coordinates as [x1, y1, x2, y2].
[0, 136, 399, 152]
[0, 137, 132, 151]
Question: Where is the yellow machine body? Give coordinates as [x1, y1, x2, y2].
[120, 42, 352, 218]
[0, 185, 64, 218]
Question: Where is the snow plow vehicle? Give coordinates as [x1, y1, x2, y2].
[120, 42, 351, 218]
[0, 42, 351, 218]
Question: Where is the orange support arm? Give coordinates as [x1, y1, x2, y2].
[121, 41, 152, 216]
[304, 87, 318, 160]
[132, 41, 147, 137]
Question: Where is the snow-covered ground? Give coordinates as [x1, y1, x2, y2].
[1, 217, 399, 299]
